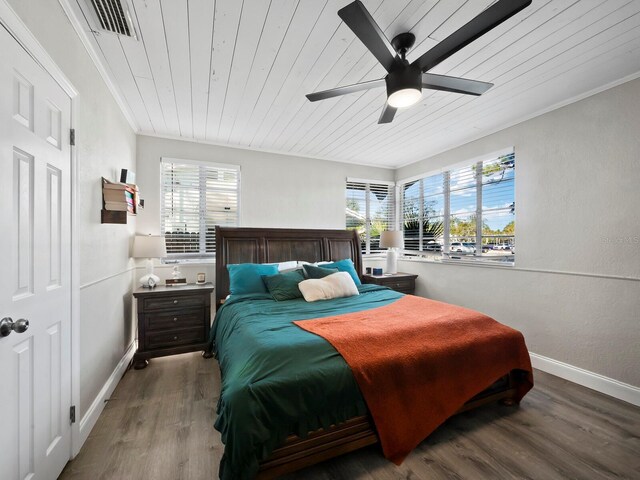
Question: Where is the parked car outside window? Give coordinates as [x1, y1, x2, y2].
[450, 242, 474, 254]
[424, 241, 442, 252]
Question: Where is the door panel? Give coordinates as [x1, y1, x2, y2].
[14, 336, 34, 480]
[13, 147, 34, 299]
[0, 23, 72, 480]
[46, 165, 62, 289]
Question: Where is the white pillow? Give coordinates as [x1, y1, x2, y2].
[297, 260, 331, 269]
[276, 260, 298, 272]
[260, 261, 299, 272]
[298, 272, 359, 302]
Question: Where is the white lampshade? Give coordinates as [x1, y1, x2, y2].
[380, 230, 404, 249]
[132, 235, 167, 259]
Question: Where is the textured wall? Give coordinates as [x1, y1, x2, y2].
[135, 135, 394, 235]
[392, 78, 640, 387]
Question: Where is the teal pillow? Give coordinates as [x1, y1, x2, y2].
[262, 270, 305, 301]
[321, 259, 361, 286]
[227, 263, 279, 295]
[303, 264, 339, 279]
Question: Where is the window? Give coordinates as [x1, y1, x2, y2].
[346, 179, 395, 254]
[399, 150, 515, 263]
[160, 158, 239, 259]
[401, 173, 445, 253]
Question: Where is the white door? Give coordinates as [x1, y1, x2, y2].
[0, 23, 72, 480]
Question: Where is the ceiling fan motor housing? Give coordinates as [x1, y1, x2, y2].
[385, 63, 422, 98]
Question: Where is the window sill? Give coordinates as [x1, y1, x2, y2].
[162, 258, 215, 266]
[362, 253, 387, 259]
[398, 255, 515, 269]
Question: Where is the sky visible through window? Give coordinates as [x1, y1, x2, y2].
[347, 153, 514, 258]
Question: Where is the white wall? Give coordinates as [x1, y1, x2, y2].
[393, 78, 640, 388]
[6, 0, 138, 416]
[136, 135, 394, 236]
[135, 136, 393, 288]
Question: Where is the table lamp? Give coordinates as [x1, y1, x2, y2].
[380, 230, 403, 275]
[132, 234, 167, 288]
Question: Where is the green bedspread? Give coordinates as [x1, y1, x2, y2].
[210, 284, 403, 480]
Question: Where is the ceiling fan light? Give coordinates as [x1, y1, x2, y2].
[387, 88, 422, 108]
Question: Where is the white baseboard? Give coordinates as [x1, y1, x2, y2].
[70, 344, 637, 458]
[74, 341, 136, 456]
[530, 352, 640, 407]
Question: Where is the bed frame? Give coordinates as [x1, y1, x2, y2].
[215, 226, 523, 479]
[214, 226, 363, 309]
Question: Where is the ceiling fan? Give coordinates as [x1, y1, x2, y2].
[306, 0, 532, 124]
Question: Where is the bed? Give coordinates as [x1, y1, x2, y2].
[211, 227, 532, 479]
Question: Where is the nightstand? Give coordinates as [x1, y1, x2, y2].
[362, 272, 418, 294]
[132, 283, 214, 369]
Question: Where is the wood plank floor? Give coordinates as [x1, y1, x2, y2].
[60, 352, 640, 480]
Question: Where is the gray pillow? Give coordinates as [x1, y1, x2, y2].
[303, 264, 339, 279]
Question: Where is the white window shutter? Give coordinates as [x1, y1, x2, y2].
[161, 159, 239, 258]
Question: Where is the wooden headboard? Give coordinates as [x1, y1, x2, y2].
[215, 226, 363, 308]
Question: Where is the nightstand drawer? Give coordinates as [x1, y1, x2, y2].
[145, 310, 203, 331]
[362, 273, 417, 294]
[146, 327, 205, 350]
[385, 279, 413, 291]
[143, 294, 205, 311]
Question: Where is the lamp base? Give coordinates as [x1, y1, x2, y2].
[139, 273, 160, 288]
[386, 249, 398, 274]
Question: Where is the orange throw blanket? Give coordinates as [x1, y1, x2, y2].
[294, 295, 533, 464]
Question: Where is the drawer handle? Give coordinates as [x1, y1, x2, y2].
[173, 300, 178, 304]
[173, 336, 178, 340]
[173, 317, 178, 322]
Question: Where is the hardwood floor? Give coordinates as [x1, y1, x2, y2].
[60, 352, 640, 480]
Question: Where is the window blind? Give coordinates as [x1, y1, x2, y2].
[449, 163, 477, 246]
[401, 173, 446, 252]
[346, 180, 395, 254]
[160, 159, 239, 258]
[399, 149, 515, 263]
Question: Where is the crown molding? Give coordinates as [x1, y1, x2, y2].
[0, 0, 77, 97]
[57, 0, 139, 132]
[138, 131, 396, 170]
[395, 70, 640, 170]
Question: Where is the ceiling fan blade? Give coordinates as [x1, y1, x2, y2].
[422, 73, 493, 96]
[306, 78, 385, 102]
[412, 0, 531, 73]
[378, 103, 397, 124]
[338, 0, 401, 73]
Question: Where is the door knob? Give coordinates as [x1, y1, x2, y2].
[0, 317, 29, 337]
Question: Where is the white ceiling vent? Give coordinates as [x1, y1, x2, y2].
[86, 0, 138, 40]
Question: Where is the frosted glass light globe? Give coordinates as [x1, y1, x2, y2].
[387, 88, 422, 108]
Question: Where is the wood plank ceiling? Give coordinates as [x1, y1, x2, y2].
[68, 0, 640, 168]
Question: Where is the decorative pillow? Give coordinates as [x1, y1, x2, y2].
[320, 259, 362, 286]
[298, 272, 359, 302]
[260, 260, 299, 272]
[262, 270, 305, 301]
[277, 261, 299, 272]
[227, 263, 279, 295]
[302, 264, 339, 279]
[296, 261, 329, 272]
